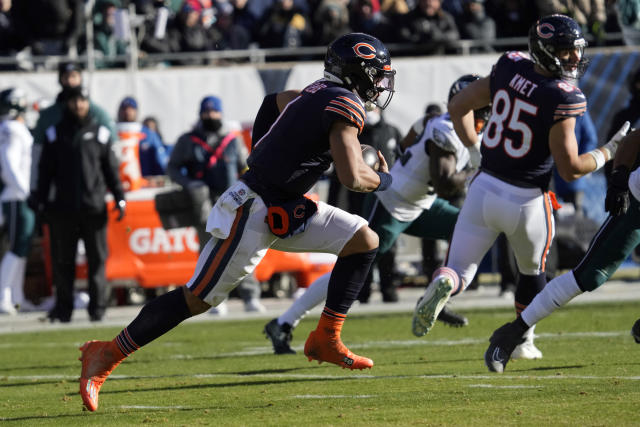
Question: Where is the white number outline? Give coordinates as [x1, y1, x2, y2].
[483, 89, 538, 159]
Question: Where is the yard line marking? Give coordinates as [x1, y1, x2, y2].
[0, 330, 629, 350]
[292, 394, 374, 399]
[468, 384, 541, 389]
[5, 373, 640, 382]
[120, 405, 189, 410]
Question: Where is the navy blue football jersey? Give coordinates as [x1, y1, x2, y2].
[481, 52, 587, 190]
[243, 80, 366, 201]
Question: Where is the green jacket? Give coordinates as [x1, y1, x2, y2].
[32, 98, 116, 146]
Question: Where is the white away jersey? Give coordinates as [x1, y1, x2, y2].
[0, 119, 33, 201]
[376, 113, 471, 222]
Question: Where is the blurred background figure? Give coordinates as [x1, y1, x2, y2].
[0, 88, 34, 315]
[166, 95, 264, 314]
[457, 0, 495, 52]
[398, 0, 460, 54]
[33, 86, 126, 323]
[116, 96, 171, 178]
[93, 0, 129, 68]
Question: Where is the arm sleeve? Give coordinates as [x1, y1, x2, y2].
[323, 93, 366, 134]
[0, 127, 30, 195]
[36, 130, 55, 203]
[100, 131, 126, 202]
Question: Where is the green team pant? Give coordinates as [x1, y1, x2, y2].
[573, 196, 640, 292]
[368, 197, 460, 257]
[2, 200, 35, 257]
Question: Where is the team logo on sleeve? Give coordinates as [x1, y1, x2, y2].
[536, 23, 555, 39]
[353, 43, 376, 59]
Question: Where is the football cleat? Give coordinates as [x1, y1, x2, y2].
[631, 318, 640, 344]
[484, 322, 526, 373]
[412, 277, 454, 337]
[79, 340, 124, 411]
[264, 318, 296, 355]
[303, 329, 373, 370]
[437, 304, 468, 327]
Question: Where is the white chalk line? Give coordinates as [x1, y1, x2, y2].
[4, 372, 640, 382]
[0, 330, 628, 351]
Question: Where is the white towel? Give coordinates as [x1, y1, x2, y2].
[206, 181, 253, 239]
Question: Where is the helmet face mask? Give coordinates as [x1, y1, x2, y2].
[529, 14, 589, 81]
[324, 32, 396, 109]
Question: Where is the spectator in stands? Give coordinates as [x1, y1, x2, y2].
[33, 86, 126, 323]
[136, 0, 175, 61]
[117, 96, 171, 177]
[166, 95, 264, 313]
[0, 0, 22, 68]
[457, 0, 496, 52]
[349, 0, 394, 40]
[312, 0, 351, 46]
[256, 0, 312, 48]
[209, 0, 252, 50]
[93, 0, 129, 68]
[616, 0, 640, 45]
[10, 0, 84, 56]
[535, 0, 607, 45]
[397, 0, 460, 54]
[229, 0, 259, 38]
[166, 0, 214, 65]
[486, 0, 539, 48]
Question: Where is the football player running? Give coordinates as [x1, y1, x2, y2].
[264, 75, 487, 355]
[485, 126, 638, 373]
[78, 32, 395, 411]
[411, 14, 631, 362]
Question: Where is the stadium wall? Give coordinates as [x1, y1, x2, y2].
[0, 50, 638, 144]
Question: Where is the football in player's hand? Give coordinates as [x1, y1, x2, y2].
[361, 144, 380, 171]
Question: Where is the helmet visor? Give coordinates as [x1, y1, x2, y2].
[373, 68, 396, 109]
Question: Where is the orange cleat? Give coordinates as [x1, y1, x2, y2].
[303, 329, 373, 370]
[78, 340, 125, 411]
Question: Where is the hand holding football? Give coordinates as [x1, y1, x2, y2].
[361, 144, 380, 171]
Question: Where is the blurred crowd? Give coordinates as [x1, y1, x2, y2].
[1, 0, 640, 69]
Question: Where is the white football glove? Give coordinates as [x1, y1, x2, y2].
[603, 120, 631, 160]
[468, 141, 482, 170]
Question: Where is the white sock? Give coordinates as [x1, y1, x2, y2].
[0, 252, 20, 306]
[11, 257, 26, 307]
[279, 272, 330, 328]
[521, 271, 582, 327]
[523, 325, 536, 342]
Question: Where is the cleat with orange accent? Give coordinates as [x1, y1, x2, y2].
[303, 329, 373, 370]
[78, 340, 125, 411]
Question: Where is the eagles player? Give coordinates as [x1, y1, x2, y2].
[412, 14, 631, 363]
[78, 32, 395, 411]
[264, 75, 488, 355]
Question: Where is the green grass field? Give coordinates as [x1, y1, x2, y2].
[1, 301, 639, 426]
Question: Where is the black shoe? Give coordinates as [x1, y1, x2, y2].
[381, 288, 399, 303]
[436, 304, 468, 327]
[89, 314, 104, 322]
[632, 318, 640, 344]
[263, 318, 296, 355]
[484, 322, 525, 373]
[46, 309, 71, 323]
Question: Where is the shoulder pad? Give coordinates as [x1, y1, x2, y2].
[426, 117, 458, 154]
[553, 83, 587, 118]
